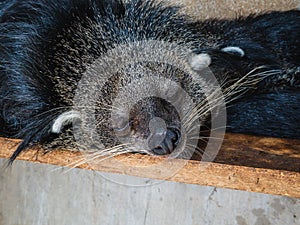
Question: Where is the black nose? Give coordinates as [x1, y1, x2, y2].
[150, 128, 181, 155]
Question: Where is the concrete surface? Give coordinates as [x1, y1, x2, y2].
[0, 159, 299, 225]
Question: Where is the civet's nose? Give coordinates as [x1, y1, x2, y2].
[149, 127, 181, 155]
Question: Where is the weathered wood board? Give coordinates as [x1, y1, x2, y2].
[1, 133, 299, 198]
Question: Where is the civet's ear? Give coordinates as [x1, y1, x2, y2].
[51, 110, 81, 134]
[189, 53, 212, 71]
[221, 46, 245, 57]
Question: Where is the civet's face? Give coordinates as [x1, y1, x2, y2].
[90, 62, 205, 157]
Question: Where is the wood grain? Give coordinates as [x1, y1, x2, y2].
[175, 0, 299, 19]
[0, 134, 299, 198]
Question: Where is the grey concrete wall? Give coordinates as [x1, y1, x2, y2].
[0, 159, 299, 225]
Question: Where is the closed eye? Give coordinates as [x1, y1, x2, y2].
[113, 120, 132, 137]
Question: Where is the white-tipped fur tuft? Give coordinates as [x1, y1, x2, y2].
[189, 53, 212, 71]
[221, 46, 245, 57]
[52, 110, 81, 134]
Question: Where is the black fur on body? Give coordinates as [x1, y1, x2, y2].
[0, 0, 299, 163]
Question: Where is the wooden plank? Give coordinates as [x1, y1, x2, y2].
[214, 134, 300, 172]
[0, 134, 299, 198]
[179, 0, 299, 19]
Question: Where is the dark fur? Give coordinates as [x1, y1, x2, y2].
[0, 0, 299, 162]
